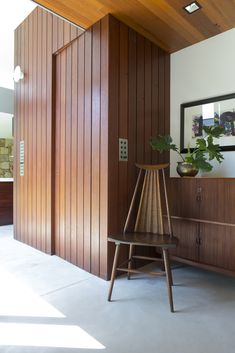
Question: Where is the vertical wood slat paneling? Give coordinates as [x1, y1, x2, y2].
[100, 17, 109, 278]
[158, 48, 165, 164]
[164, 53, 171, 175]
[57, 17, 64, 50]
[91, 21, 101, 276]
[108, 16, 170, 275]
[54, 17, 110, 278]
[20, 22, 25, 244]
[144, 40, 152, 164]
[36, 8, 42, 251]
[108, 17, 120, 237]
[151, 45, 159, 164]
[65, 44, 72, 262]
[118, 23, 129, 241]
[47, 11, 53, 252]
[28, 14, 33, 247]
[52, 16, 58, 53]
[14, 7, 83, 254]
[32, 9, 38, 248]
[136, 34, 145, 165]
[14, 26, 20, 237]
[77, 35, 85, 268]
[24, 17, 29, 246]
[83, 28, 92, 273]
[41, 10, 47, 252]
[16, 24, 21, 239]
[70, 38, 78, 266]
[64, 21, 71, 45]
[13, 28, 17, 230]
[55, 52, 61, 257]
[59, 48, 66, 260]
[108, 15, 170, 230]
[15, 10, 170, 279]
[128, 29, 137, 207]
[107, 17, 120, 274]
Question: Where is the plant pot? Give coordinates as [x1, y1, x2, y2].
[176, 162, 199, 177]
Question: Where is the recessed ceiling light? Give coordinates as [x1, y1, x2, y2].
[184, 1, 201, 14]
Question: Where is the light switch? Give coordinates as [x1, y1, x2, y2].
[119, 138, 128, 161]
[20, 140, 24, 176]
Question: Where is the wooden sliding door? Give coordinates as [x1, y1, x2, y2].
[54, 19, 109, 278]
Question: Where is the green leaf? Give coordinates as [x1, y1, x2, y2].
[207, 143, 224, 163]
[195, 138, 206, 150]
[150, 135, 178, 153]
[187, 151, 212, 172]
[189, 153, 211, 171]
[203, 125, 224, 138]
[195, 159, 213, 172]
[150, 124, 225, 173]
[207, 134, 213, 145]
[184, 156, 193, 164]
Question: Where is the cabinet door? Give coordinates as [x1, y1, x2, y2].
[169, 219, 199, 262]
[199, 223, 235, 271]
[199, 179, 235, 224]
[0, 182, 13, 225]
[167, 178, 199, 219]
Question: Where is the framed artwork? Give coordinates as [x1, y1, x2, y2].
[180, 93, 235, 153]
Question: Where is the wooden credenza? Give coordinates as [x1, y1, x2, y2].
[0, 181, 13, 226]
[167, 178, 235, 277]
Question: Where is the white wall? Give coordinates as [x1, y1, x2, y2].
[0, 87, 14, 138]
[0, 87, 14, 114]
[0, 0, 36, 89]
[170, 28, 235, 177]
[0, 113, 13, 138]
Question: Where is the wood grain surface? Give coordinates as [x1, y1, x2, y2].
[32, 0, 235, 52]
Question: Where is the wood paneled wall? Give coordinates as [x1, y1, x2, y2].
[0, 182, 13, 226]
[54, 19, 109, 277]
[53, 15, 170, 279]
[15, 10, 170, 279]
[14, 7, 83, 253]
[107, 16, 170, 274]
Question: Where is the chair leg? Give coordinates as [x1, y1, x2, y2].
[127, 244, 134, 280]
[108, 243, 120, 301]
[164, 249, 173, 286]
[163, 249, 174, 312]
[160, 248, 165, 272]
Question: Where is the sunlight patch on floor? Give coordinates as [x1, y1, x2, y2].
[0, 323, 105, 349]
[0, 267, 64, 317]
[0, 265, 105, 349]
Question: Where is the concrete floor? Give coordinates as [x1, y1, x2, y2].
[0, 225, 235, 353]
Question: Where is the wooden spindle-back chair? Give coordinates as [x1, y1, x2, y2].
[108, 164, 178, 312]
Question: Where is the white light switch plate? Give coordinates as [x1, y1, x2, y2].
[119, 138, 128, 161]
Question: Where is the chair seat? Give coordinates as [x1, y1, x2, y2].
[108, 232, 178, 248]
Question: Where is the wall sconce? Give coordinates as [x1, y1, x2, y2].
[13, 65, 24, 83]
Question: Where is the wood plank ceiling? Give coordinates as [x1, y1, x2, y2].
[33, 0, 235, 52]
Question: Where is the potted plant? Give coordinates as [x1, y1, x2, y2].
[150, 125, 224, 177]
